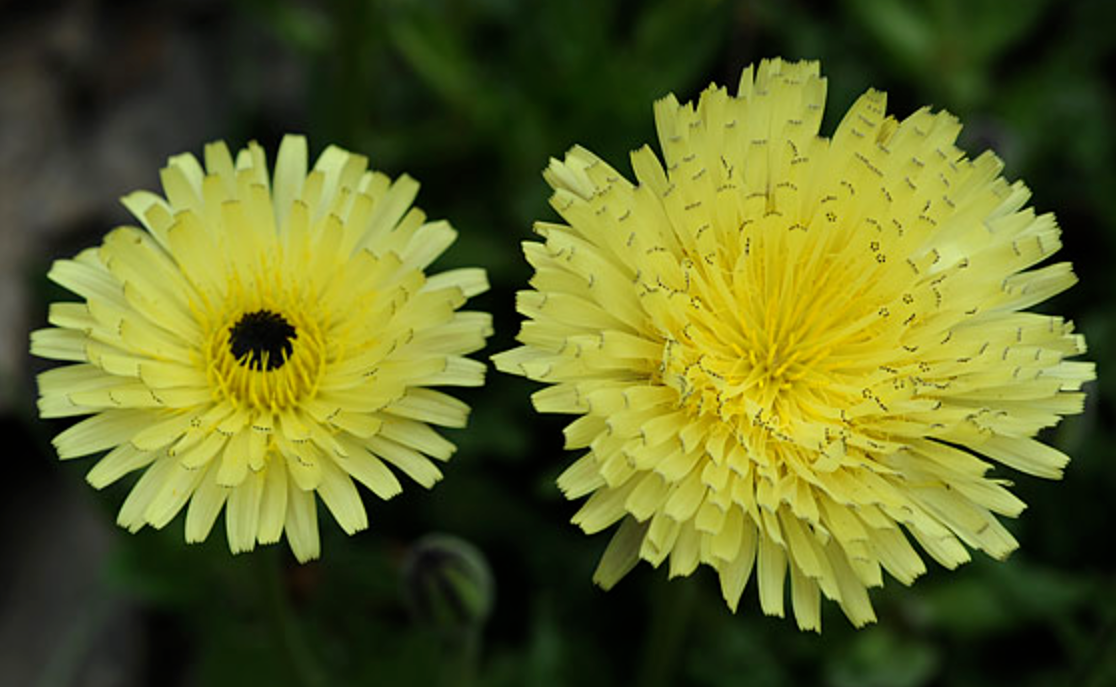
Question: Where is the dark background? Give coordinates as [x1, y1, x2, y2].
[2, 0, 1114, 685]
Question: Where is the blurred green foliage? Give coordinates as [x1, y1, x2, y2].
[33, 0, 1116, 685]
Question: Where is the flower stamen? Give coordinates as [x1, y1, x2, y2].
[229, 310, 297, 371]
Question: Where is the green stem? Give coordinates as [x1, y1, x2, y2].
[637, 579, 696, 687]
[35, 593, 108, 687]
[1079, 578, 1116, 687]
[439, 625, 481, 687]
[257, 550, 326, 687]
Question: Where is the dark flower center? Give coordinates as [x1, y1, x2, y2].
[228, 310, 297, 371]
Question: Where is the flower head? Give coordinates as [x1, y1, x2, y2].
[494, 59, 1094, 630]
[32, 135, 492, 561]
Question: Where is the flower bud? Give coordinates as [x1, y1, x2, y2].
[401, 533, 494, 634]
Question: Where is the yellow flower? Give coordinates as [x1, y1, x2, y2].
[494, 59, 1094, 630]
[32, 135, 492, 561]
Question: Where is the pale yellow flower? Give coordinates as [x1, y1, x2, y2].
[494, 59, 1093, 630]
[32, 135, 492, 561]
